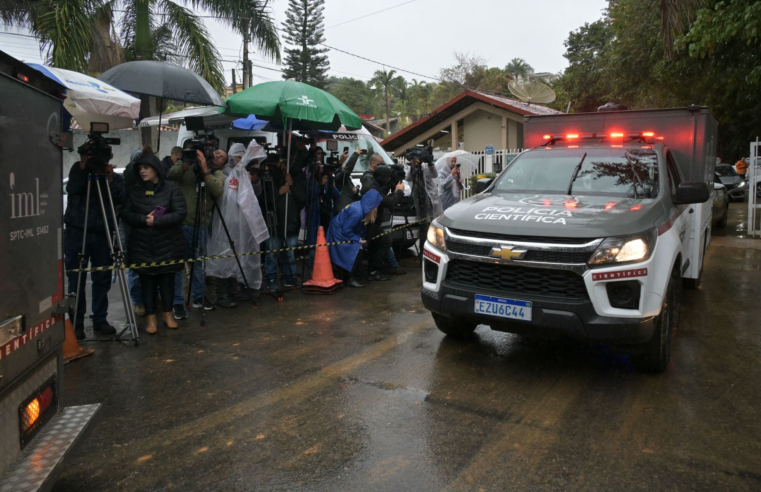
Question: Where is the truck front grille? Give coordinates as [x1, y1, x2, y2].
[445, 260, 589, 300]
[446, 241, 592, 264]
[447, 228, 595, 245]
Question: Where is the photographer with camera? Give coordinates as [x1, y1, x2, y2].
[161, 146, 184, 175]
[255, 156, 307, 293]
[359, 153, 384, 193]
[167, 148, 226, 313]
[360, 165, 405, 281]
[64, 141, 126, 339]
[334, 148, 363, 211]
[439, 155, 465, 211]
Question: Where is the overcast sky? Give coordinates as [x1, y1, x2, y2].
[0, 0, 608, 85]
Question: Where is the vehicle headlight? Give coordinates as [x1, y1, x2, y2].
[739, 181, 746, 188]
[589, 230, 656, 265]
[426, 220, 446, 251]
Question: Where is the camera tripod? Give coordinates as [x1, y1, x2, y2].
[71, 173, 139, 345]
[186, 172, 257, 328]
[260, 168, 289, 301]
[300, 166, 335, 284]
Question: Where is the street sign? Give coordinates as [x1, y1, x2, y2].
[485, 145, 494, 155]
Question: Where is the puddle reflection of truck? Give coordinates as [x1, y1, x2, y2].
[1, 51, 99, 489]
[422, 106, 717, 372]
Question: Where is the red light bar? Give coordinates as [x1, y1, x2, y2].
[17, 73, 29, 83]
[566, 134, 579, 140]
[542, 134, 552, 140]
[609, 132, 625, 138]
[642, 131, 655, 137]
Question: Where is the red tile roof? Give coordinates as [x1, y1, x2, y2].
[381, 90, 561, 150]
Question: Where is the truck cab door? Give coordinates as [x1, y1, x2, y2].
[666, 152, 690, 245]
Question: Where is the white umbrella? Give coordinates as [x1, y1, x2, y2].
[434, 150, 480, 176]
[27, 64, 140, 130]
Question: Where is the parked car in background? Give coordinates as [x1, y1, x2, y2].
[715, 164, 746, 201]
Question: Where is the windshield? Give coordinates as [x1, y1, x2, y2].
[716, 165, 738, 177]
[494, 148, 660, 198]
[315, 133, 393, 173]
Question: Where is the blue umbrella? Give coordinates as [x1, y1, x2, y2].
[232, 115, 271, 131]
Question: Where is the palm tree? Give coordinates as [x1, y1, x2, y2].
[659, 0, 699, 58]
[504, 57, 534, 79]
[370, 68, 400, 135]
[1, 0, 280, 92]
[409, 79, 429, 117]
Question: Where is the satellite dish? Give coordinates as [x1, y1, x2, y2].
[508, 78, 556, 104]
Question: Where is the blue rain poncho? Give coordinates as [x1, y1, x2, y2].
[327, 190, 383, 271]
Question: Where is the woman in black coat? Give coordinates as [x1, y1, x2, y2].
[120, 154, 187, 334]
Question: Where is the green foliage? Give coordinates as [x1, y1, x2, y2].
[326, 77, 374, 115]
[281, 0, 330, 89]
[555, 0, 761, 159]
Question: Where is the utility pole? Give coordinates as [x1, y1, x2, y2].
[242, 20, 250, 89]
[232, 69, 237, 94]
[248, 60, 253, 87]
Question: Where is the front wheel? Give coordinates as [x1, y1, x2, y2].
[631, 272, 679, 372]
[432, 313, 477, 338]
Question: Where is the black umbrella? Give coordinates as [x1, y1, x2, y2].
[98, 61, 225, 150]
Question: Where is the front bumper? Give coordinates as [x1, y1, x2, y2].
[422, 284, 656, 344]
[727, 186, 746, 199]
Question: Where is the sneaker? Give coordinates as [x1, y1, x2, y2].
[347, 278, 365, 288]
[173, 304, 188, 320]
[133, 304, 146, 316]
[75, 324, 85, 340]
[284, 279, 302, 289]
[216, 294, 237, 308]
[368, 271, 390, 281]
[389, 266, 407, 275]
[267, 279, 279, 293]
[93, 320, 116, 335]
[192, 297, 216, 311]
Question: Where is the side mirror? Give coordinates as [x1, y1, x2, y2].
[676, 182, 710, 204]
[476, 178, 494, 194]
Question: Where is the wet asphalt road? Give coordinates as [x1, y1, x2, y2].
[54, 203, 761, 491]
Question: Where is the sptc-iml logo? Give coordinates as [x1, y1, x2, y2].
[8, 172, 42, 219]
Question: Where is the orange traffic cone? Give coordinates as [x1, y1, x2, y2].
[63, 316, 94, 364]
[303, 226, 343, 295]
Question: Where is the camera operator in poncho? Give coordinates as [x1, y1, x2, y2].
[205, 141, 269, 305]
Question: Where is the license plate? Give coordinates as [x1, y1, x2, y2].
[406, 229, 419, 240]
[474, 295, 532, 321]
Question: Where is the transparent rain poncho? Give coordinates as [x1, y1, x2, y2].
[206, 158, 270, 289]
[223, 143, 247, 176]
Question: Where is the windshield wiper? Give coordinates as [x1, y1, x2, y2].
[566, 153, 588, 195]
[626, 153, 645, 199]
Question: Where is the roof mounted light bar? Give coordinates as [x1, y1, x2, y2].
[541, 131, 660, 145]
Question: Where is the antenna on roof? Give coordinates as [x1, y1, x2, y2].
[508, 76, 556, 105]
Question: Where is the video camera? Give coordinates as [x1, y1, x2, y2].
[182, 116, 219, 164]
[405, 145, 434, 166]
[389, 163, 407, 188]
[77, 122, 120, 173]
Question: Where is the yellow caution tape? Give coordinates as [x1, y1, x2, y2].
[65, 213, 441, 274]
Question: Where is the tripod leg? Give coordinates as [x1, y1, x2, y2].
[93, 177, 138, 344]
[70, 176, 92, 334]
[211, 199, 257, 308]
[187, 183, 203, 307]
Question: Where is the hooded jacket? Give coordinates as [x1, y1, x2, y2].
[327, 189, 384, 272]
[120, 154, 187, 274]
[360, 165, 404, 238]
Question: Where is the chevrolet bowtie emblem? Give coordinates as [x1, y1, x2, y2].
[491, 246, 527, 261]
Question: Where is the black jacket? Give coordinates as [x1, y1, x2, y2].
[335, 153, 360, 212]
[361, 177, 403, 238]
[258, 164, 307, 238]
[120, 155, 187, 274]
[64, 163, 125, 234]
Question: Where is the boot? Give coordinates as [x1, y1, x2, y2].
[215, 277, 238, 308]
[163, 312, 178, 329]
[146, 314, 158, 335]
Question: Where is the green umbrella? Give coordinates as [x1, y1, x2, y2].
[222, 80, 362, 131]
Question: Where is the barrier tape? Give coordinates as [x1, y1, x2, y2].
[64, 213, 441, 274]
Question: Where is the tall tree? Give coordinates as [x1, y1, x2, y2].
[326, 76, 374, 115]
[1, 0, 280, 92]
[281, 0, 330, 88]
[369, 68, 400, 135]
[504, 57, 534, 79]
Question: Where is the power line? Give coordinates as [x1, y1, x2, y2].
[325, 0, 418, 29]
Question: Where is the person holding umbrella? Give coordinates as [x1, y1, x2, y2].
[439, 156, 465, 211]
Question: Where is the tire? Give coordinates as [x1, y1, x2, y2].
[432, 313, 477, 338]
[632, 271, 679, 372]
